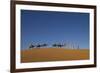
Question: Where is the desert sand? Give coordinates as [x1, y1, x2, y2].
[21, 48, 89, 63]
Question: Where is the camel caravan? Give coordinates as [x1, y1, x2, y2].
[29, 42, 80, 49]
[29, 43, 47, 48]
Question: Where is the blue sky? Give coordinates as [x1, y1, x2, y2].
[21, 10, 89, 50]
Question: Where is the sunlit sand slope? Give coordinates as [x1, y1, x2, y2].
[21, 48, 89, 63]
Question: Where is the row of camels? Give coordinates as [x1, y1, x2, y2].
[29, 43, 80, 49]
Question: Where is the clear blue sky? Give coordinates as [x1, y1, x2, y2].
[21, 10, 89, 50]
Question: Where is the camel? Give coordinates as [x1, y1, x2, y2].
[36, 44, 48, 48]
[52, 43, 66, 48]
[29, 44, 35, 48]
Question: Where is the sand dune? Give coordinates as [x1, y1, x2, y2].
[21, 48, 89, 63]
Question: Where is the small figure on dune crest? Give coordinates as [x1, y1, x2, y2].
[77, 45, 80, 49]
